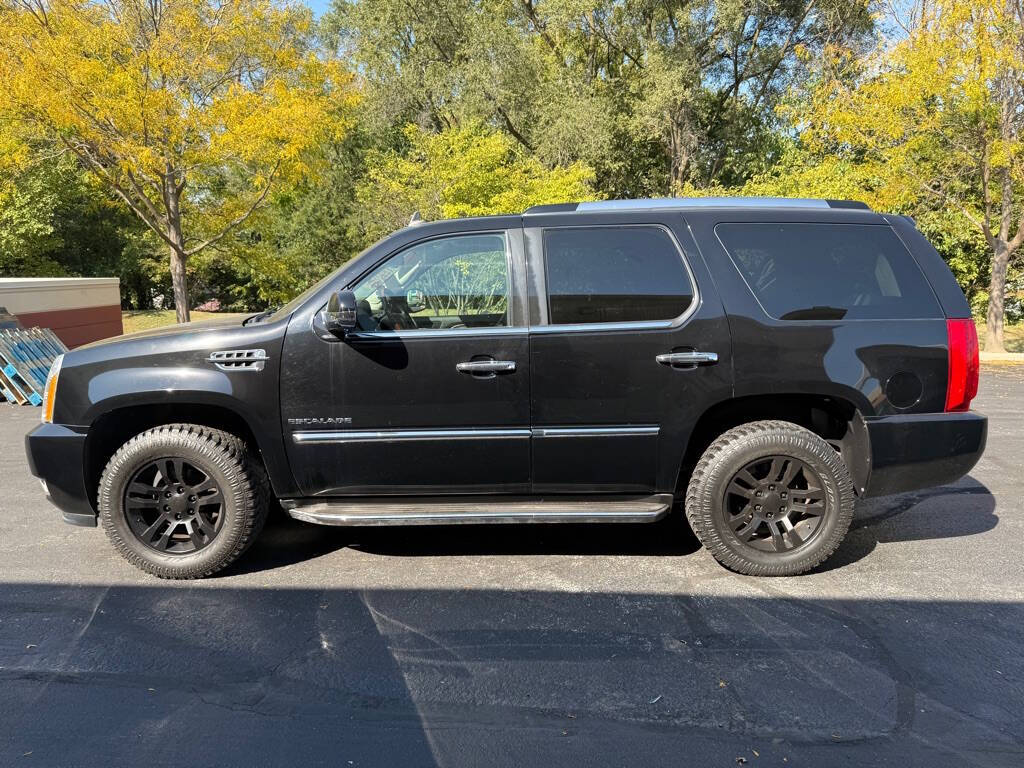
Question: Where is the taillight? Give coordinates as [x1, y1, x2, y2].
[945, 319, 979, 412]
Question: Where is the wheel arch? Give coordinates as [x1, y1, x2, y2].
[678, 393, 870, 496]
[83, 401, 288, 512]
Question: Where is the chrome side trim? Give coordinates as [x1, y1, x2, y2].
[532, 426, 660, 438]
[292, 426, 660, 444]
[530, 320, 673, 334]
[346, 326, 526, 341]
[293, 428, 531, 444]
[284, 493, 674, 526]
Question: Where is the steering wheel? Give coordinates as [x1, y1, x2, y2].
[378, 294, 417, 331]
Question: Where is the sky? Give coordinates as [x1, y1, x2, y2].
[304, 0, 331, 16]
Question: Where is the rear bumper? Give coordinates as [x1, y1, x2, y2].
[863, 411, 987, 497]
[25, 423, 96, 527]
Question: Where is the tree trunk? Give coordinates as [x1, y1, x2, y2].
[985, 240, 1010, 353]
[169, 244, 190, 324]
[669, 129, 690, 192]
[166, 193, 190, 324]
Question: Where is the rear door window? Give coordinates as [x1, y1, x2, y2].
[715, 223, 941, 320]
[543, 226, 694, 325]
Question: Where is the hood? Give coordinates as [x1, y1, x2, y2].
[77, 315, 250, 350]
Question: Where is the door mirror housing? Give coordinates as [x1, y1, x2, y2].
[323, 290, 358, 335]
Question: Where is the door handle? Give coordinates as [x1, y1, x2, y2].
[656, 351, 719, 367]
[456, 360, 517, 375]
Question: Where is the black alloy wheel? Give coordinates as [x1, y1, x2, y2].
[685, 420, 855, 576]
[99, 424, 268, 579]
[723, 455, 826, 553]
[124, 457, 225, 554]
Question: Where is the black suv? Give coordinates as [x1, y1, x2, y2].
[25, 198, 986, 578]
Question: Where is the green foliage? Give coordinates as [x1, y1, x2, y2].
[914, 210, 992, 309]
[0, 159, 74, 277]
[0, 0, 357, 321]
[0, 154, 166, 306]
[681, 139, 1002, 309]
[184, 131, 374, 310]
[328, 0, 874, 195]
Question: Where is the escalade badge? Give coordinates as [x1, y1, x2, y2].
[287, 417, 353, 426]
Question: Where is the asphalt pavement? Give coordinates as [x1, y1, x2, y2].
[1, 368, 1023, 767]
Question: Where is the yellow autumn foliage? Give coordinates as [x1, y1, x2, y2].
[354, 123, 598, 241]
[0, 0, 357, 319]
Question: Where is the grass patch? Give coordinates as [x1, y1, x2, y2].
[122, 310, 249, 335]
[976, 321, 1024, 353]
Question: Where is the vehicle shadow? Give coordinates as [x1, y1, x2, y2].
[226, 476, 996, 576]
[223, 512, 702, 577]
[2, 581, 1022, 766]
[817, 475, 997, 571]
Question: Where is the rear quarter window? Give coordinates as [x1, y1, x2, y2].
[715, 223, 942, 320]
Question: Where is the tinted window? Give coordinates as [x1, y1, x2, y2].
[351, 233, 509, 331]
[544, 227, 693, 325]
[716, 223, 941, 320]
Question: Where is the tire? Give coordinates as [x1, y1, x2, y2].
[685, 420, 855, 576]
[98, 424, 269, 579]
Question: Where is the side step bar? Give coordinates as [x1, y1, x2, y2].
[282, 494, 674, 527]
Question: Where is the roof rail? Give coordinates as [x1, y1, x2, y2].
[523, 197, 870, 214]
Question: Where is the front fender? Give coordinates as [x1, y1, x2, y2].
[51, 320, 295, 497]
[82, 367, 239, 423]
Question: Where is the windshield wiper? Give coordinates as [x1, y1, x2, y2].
[243, 307, 279, 326]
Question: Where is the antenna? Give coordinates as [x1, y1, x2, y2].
[408, 211, 423, 225]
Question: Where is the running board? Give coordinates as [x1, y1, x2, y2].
[281, 494, 674, 527]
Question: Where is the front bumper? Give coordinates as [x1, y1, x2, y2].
[863, 411, 987, 497]
[25, 423, 96, 527]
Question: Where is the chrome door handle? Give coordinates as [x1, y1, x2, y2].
[656, 351, 719, 367]
[456, 360, 517, 375]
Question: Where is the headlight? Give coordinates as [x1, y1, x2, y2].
[41, 353, 63, 424]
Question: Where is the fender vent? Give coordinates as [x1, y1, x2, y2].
[206, 349, 268, 372]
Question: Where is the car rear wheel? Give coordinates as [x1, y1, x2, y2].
[685, 420, 854, 576]
[98, 424, 269, 579]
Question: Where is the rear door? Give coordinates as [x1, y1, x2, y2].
[689, 210, 950, 418]
[525, 214, 733, 494]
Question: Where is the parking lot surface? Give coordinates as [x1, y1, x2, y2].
[1, 368, 1023, 767]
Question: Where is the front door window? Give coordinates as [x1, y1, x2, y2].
[351, 233, 510, 331]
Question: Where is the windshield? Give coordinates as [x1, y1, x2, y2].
[262, 242, 378, 324]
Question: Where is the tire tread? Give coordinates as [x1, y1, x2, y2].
[98, 423, 269, 579]
[684, 420, 855, 576]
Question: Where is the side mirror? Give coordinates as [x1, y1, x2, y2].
[323, 290, 357, 335]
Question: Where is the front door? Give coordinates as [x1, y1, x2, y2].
[525, 217, 733, 494]
[282, 229, 531, 496]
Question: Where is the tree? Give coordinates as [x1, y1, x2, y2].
[329, 0, 874, 195]
[0, 0, 356, 322]
[797, 0, 1024, 351]
[0, 157, 68, 277]
[352, 122, 597, 242]
[681, 140, 998, 310]
[0, 151, 155, 296]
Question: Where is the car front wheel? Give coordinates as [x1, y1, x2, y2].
[98, 424, 268, 579]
